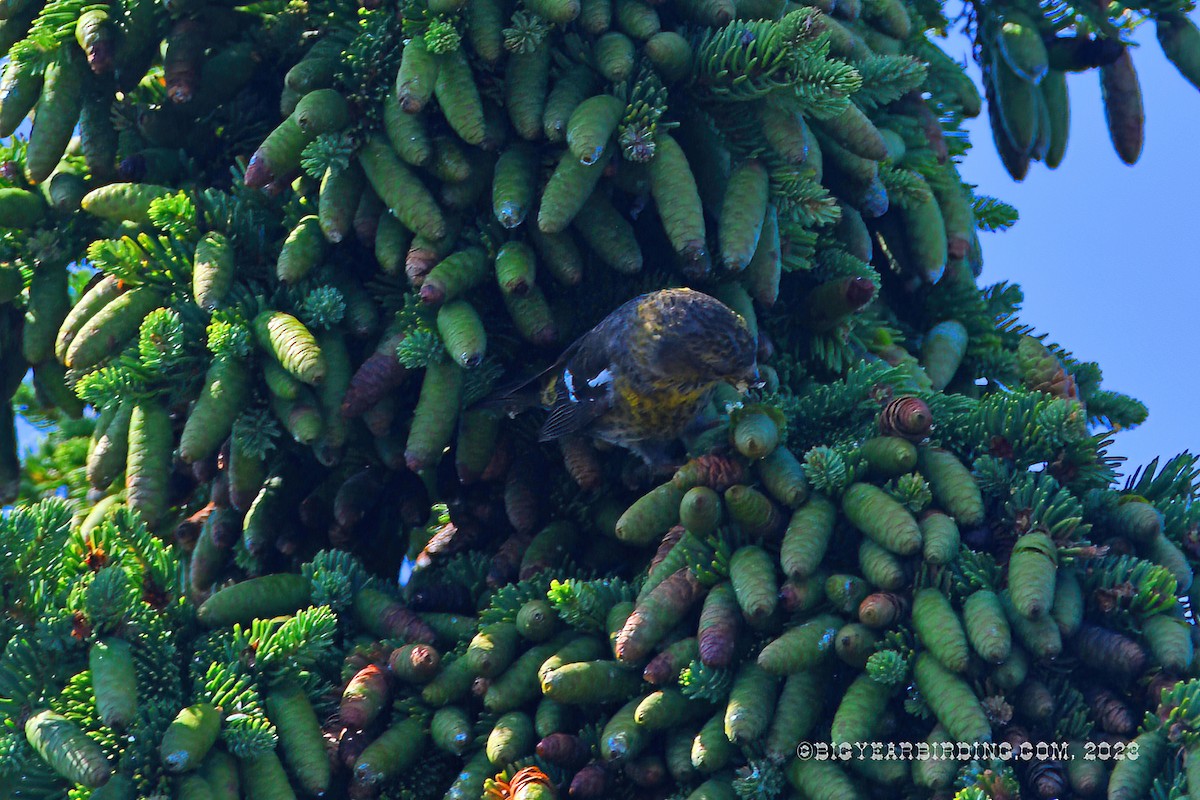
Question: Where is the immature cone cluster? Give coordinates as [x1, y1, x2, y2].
[5, 390, 1200, 799]
[0, 0, 1198, 794]
[0, 0, 1189, 506]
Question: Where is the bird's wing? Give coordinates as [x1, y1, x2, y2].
[537, 329, 617, 441]
[538, 366, 615, 440]
[471, 334, 588, 414]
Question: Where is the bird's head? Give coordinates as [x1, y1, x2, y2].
[642, 289, 758, 385]
[685, 332, 759, 386]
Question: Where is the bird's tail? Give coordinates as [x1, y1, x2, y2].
[472, 372, 545, 416]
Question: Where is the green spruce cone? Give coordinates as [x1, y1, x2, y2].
[912, 588, 970, 672]
[25, 710, 113, 787]
[2, 2, 1199, 800]
[917, 448, 985, 527]
[90, 638, 138, 730]
[913, 653, 991, 743]
[161, 703, 221, 773]
[842, 483, 923, 555]
[963, 589, 1012, 664]
[1008, 531, 1058, 620]
[1158, 13, 1200, 90]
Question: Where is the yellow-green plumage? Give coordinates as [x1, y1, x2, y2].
[485, 288, 757, 465]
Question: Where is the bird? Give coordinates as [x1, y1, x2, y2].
[482, 288, 759, 465]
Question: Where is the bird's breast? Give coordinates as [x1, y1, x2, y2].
[611, 378, 713, 434]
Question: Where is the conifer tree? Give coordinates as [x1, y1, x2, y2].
[1, 0, 1199, 796]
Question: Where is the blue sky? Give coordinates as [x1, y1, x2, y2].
[945, 19, 1200, 479]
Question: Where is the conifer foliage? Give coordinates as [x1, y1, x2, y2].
[1, 0, 1199, 795]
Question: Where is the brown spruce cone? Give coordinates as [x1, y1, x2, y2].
[1027, 760, 1068, 799]
[1082, 685, 1136, 734]
[1071, 624, 1148, 681]
[488, 531, 534, 588]
[569, 763, 607, 797]
[672, 453, 748, 493]
[1100, 48, 1144, 165]
[537, 733, 591, 767]
[878, 396, 933, 441]
[858, 592, 910, 628]
[650, 526, 686, 574]
[505, 466, 541, 534]
[560, 435, 604, 492]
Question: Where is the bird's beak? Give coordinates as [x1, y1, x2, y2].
[735, 365, 764, 394]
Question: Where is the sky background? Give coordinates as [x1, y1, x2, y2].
[11, 19, 1200, 479]
[944, 19, 1200, 479]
